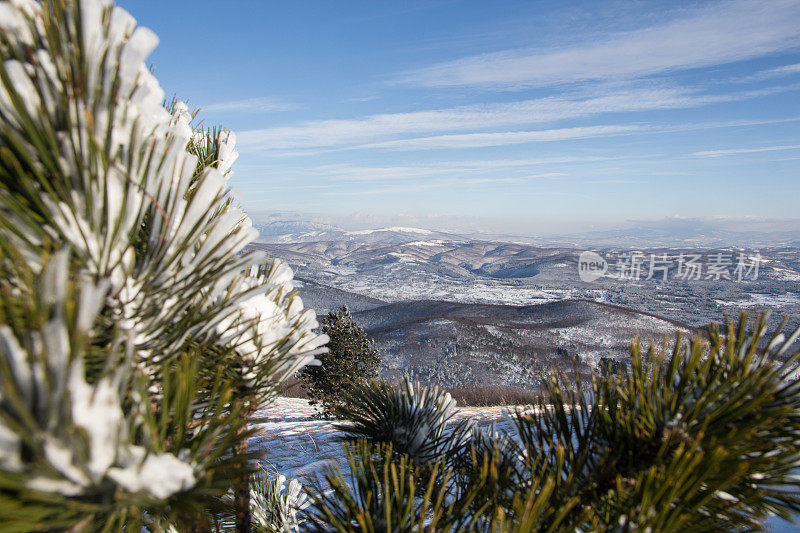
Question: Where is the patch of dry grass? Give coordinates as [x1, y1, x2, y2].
[277, 376, 309, 399]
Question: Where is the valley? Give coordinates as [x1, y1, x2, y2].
[249, 229, 800, 390]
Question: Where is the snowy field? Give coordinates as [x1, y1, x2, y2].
[251, 398, 799, 531]
[250, 397, 515, 488]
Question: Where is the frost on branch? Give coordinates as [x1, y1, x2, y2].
[250, 469, 309, 532]
[0, 251, 196, 500]
[0, 0, 325, 382]
[0, 0, 326, 526]
[0, 0, 325, 375]
[216, 261, 328, 390]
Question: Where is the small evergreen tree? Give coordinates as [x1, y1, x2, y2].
[299, 306, 380, 418]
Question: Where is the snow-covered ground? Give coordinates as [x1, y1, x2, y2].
[250, 397, 516, 488]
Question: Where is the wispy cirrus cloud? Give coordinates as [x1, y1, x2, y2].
[319, 173, 566, 196]
[305, 162, 572, 183]
[237, 84, 795, 152]
[763, 63, 800, 77]
[355, 125, 645, 150]
[730, 63, 800, 83]
[261, 156, 650, 195]
[693, 144, 800, 157]
[201, 97, 297, 113]
[263, 160, 609, 187]
[304, 165, 461, 182]
[432, 156, 623, 169]
[587, 179, 641, 184]
[396, 0, 800, 89]
[351, 116, 800, 152]
[235, 155, 625, 176]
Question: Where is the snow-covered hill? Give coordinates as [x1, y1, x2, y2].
[256, 225, 464, 244]
[251, 240, 800, 329]
[350, 298, 695, 389]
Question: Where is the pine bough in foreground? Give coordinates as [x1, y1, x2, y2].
[0, 0, 325, 530]
[318, 314, 800, 532]
[3, 0, 800, 532]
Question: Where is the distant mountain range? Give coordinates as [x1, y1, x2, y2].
[252, 215, 800, 248]
[252, 218, 341, 239]
[251, 234, 800, 332]
[255, 222, 466, 244]
[249, 220, 800, 389]
[545, 219, 800, 248]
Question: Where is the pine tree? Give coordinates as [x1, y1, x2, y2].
[299, 305, 380, 418]
[0, 1, 326, 530]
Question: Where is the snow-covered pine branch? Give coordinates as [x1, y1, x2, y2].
[0, 0, 326, 528]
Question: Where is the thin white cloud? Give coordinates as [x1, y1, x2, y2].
[266, 115, 800, 154]
[731, 63, 800, 83]
[435, 156, 624, 169]
[443, 173, 566, 185]
[237, 85, 793, 151]
[587, 179, 640, 184]
[273, 160, 620, 188]
[665, 116, 800, 131]
[318, 174, 566, 196]
[344, 95, 381, 103]
[234, 155, 624, 174]
[202, 97, 297, 113]
[397, 0, 800, 89]
[309, 165, 460, 182]
[356, 125, 645, 150]
[255, 159, 599, 190]
[520, 172, 565, 179]
[693, 144, 800, 157]
[765, 63, 800, 77]
[310, 158, 620, 180]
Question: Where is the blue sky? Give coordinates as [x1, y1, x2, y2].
[119, 0, 800, 234]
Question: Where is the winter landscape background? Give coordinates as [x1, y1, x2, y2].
[4, 0, 800, 530]
[122, 1, 800, 526]
[120, 0, 800, 395]
[247, 215, 800, 532]
[245, 214, 800, 392]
